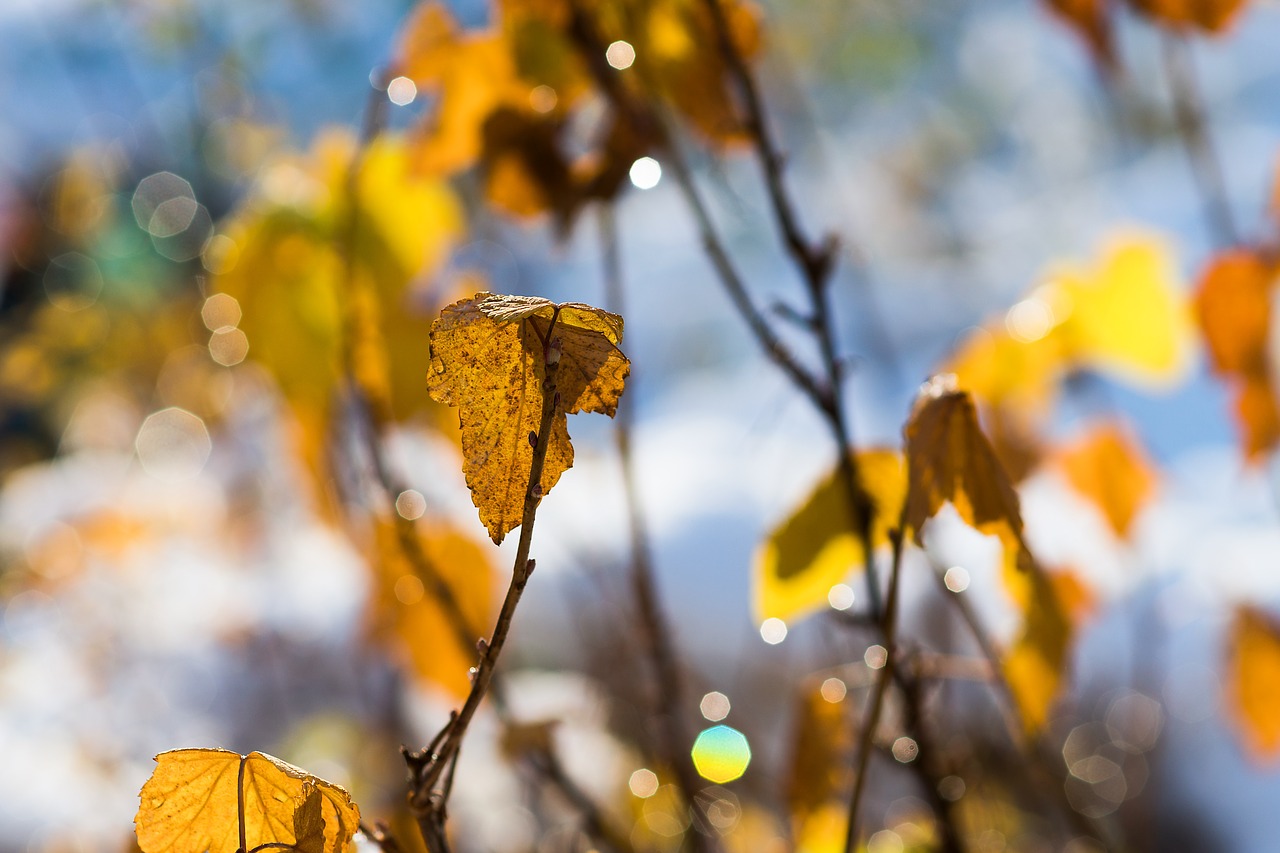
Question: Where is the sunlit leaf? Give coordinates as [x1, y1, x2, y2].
[1227, 606, 1280, 760]
[367, 521, 497, 698]
[905, 381, 1072, 731]
[904, 382, 1029, 571]
[427, 292, 629, 543]
[1055, 234, 1194, 388]
[1055, 423, 1156, 538]
[753, 450, 904, 624]
[1126, 0, 1249, 32]
[135, 748, 359, 853]
[946, 325, 1065, 415]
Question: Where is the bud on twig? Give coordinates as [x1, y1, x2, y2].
[528, 431, 538, 448]
[546, 337, 562, 365]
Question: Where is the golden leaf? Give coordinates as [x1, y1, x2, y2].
[367, 521, 497, 698]
[135, 748, 359, 853]
[753, 450, 905, 624]
[903, 384, 1029, 569]
[1126, 0, 1248, 32]
[905, 383, 1072, 731]
[1002, 566, 1074, 733]
[1227, 606, 1280, 760]
[1055, 424, 1156, 538]
[427, 292, 629, 543]
[1055, 234, 1194, 388]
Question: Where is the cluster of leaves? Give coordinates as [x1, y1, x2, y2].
[395, 0, 759, 229]
[9, 0, 1280, 850]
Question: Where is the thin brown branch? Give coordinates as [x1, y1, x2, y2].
[405, 315, 564, 852]
[527, 747, 638, 853]
[360, 821, 406, 853]
[844, 529, 906, 853]
[598, 206, 720, 851]
[1160, 32, 1238, 247]
[698, 0, 881, 618]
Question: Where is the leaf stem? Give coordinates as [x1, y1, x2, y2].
[407, 314, 564, 853]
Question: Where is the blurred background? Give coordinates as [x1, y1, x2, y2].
[5, 0, 1280, 851]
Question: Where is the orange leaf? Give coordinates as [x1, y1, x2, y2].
[1236, 372, 1280, 459]
[1194, 249, 1273, 376]
[1126, 0, 1248, 32]
[1227, 606, 1280, 760]
[1056, 424, 1157, 538]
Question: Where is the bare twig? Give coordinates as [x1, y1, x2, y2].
[359, 821, 406, 853]
[1160, 32, 1238, 247]
[405, 314, 564, 852]
[844, 529, 906, 852]
[698, 0, 881, 617]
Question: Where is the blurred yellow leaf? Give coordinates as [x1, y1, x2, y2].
[633, 0, 762, 144]
[1002, 565, 1074, 733]
[946, 326, 1066, 415]
[427, 292, 629, 543]
[135, 748, 359, 853]
[753, 450, 904, 624]
[785, 683, 851, 845]
[1127, 0, 1248, 32]
[368, 521, 497, 699]
[1227, 606, 1280, 760]
[1055, 423, 1157, 538]
[1054, 234, 1194, 387]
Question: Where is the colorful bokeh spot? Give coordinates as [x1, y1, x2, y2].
[691, 725, 751, 784]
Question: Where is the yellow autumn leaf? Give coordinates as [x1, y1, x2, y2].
[753, 450, 905, 624]
[903, 380, 1029, 570]
[135, 748, 359, 853]
[427, 292, 629, 543]
[1227, 606, 1280, 761]
[785, 682, 852, 843]
[367, 521, 497, 698]
[1054, 234, 1194, 387]
[1002, 566, 1074, 732]
[904, 380, 1072, 731]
